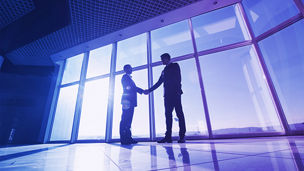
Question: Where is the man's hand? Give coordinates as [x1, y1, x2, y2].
[143, 90, 149, 95]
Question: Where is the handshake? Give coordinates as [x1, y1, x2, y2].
[142, 89, 150, 95]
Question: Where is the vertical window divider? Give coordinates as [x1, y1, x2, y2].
[238, 2, 291, 134]
[147, 32, 156, 141]
[105, 43, 117, 142]
[43, 60, 66, 143]
[188, 18, 213, 138]
[70, 52, 90, 143]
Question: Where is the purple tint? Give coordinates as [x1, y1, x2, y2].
[192, 5, 250, 52]
[61, 54, 84, 85]
[151, 20, 194, 62]
[242, 0, 299, 36]
[199, 45, 283, 135]
[259, 20, 304, 131]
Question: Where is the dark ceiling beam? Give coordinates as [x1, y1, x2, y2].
[0, 0, 70, 54]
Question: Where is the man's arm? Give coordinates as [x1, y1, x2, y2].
[122, 75, 143, 94]
[147, 72, 164, 93]
[175, 63, 181, 83]
[136, 87, 144, 94]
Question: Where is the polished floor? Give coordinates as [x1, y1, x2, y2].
[0, 136, 304, 170]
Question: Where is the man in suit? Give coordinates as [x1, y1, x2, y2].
[144, 53, 186, 143]
[120, 64, 143, 145]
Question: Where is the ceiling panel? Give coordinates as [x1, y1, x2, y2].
[0, 0, 35, 30]
[3, 0, 201, 66]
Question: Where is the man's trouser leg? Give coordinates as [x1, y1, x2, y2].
[164, 98, 174, 139]
[175, 95, 186, 139]
[120, 107, 134, 142]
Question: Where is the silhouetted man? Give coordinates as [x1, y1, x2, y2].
[144, 53, 186, 143]
[120, 64, 143, 145]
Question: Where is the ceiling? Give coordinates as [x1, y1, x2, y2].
[0, 0, 202, 66]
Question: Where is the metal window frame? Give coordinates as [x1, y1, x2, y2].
[42, 60, 66, 143]
[105, 43, 117, 142]
[147, 31, 156, 141]
[294, 0, 304, 15]
[188, 18, 213, 138]
[70, 52, 90, 143]
[38, 63, 60, 143]
[237, 2, 291, 134]
[45, 0, 304, 144]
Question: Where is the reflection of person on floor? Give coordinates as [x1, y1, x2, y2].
[120, 64, 143, 145]
[118, 145, 134, 170]
[144, 53, 186, 143]
[163, 145, 191, 170]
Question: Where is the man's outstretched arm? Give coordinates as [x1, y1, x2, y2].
[136, 87, 144, 94]
[144, 73, 164, 94]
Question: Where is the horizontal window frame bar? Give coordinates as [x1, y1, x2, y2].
[255, 13, 304, 42]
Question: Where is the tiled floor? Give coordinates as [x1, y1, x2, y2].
[0, 136, 303, 170]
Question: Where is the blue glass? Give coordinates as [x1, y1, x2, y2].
[151, 20, 194, 62]
[116, 34, 147, 71]
[192, 5, 250, 52]
[86, 44, 112, 78]
[61, 54, 84, 85]
[112, 69, 149, 138]
[259, 20, 304, 131]
[243, 0, 299, 36]
[153, 58, 208, 137]
[51, 85, 79, 141]
[78, 78, 109, 140]
[199, 45, 282, 135]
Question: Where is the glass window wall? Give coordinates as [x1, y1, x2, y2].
[61, 54, 84, 85]
[86, 45, 112, 78]
[199, 45, 282, 135]
[50, 1, 304, 141]
[116, 34, 147, 71]
[151, 20, 194, 62]
[242, 0, 299, 36]
[50, 85, 79, 141]
[192, 5, 250, 52]
[77, 78, 109, 140]
[259, 20, 304, 131]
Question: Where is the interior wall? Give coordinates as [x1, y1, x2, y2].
[0, 59, 57, 145]
[0, 56, 3, 69]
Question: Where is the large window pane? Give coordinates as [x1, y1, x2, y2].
[116, 34, 147, 71]
[153, 58, 208, 137]
[51, 85, 79, 141]
[243, 0, 299, 36]
[86, 45, 112, 78]
[151, 20, 194, 62]
[78, 78, 109, 140]
[259, 20, 304, 131]
[199, 46, 282, 135]
[192, 5, 250, 52]
[61, 54, 84, 85]
[112, 70, 149, 138]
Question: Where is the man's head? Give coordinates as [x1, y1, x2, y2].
[161, 53, 171, 65]
[123, 64, 132, 74]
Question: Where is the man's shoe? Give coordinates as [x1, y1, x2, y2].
[157, 137, 172, 143]
[121, 141, 132, 145]
[178, 138, 185, 143]
[130, 139, 138, 144]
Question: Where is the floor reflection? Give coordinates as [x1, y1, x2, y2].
[0, 136, 303, 170]
[288, 139, 304, 171]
